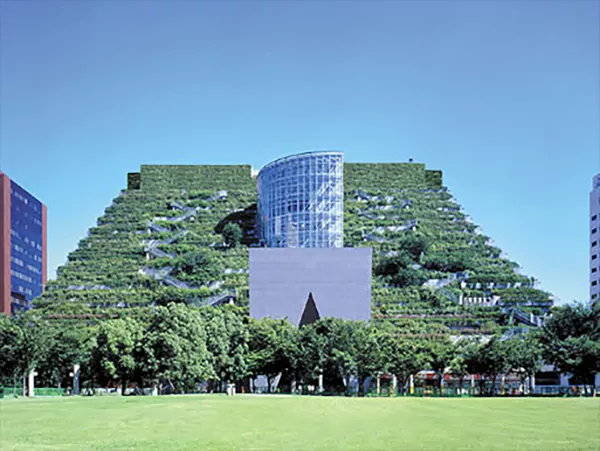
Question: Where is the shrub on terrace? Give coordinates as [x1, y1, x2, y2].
[421, 251, 475, 273]
[222, 223, 243, 248]
[172, 250, 223, 285]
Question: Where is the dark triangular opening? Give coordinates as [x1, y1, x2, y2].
[299, 292, 320, 327]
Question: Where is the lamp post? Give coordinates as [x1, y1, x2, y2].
[28, 370, 38, 398]
[69, 364, 80, 395]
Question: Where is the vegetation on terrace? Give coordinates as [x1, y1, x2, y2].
[37, 162, 553, 336]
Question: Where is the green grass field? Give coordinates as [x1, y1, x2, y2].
[1, 395, 599, 450]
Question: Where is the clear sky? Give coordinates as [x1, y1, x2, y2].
[0, 0, 598, 304]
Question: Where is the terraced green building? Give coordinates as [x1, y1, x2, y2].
[37, 156, 553, 335]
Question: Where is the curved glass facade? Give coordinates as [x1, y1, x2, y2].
[257, 151, 344, 248]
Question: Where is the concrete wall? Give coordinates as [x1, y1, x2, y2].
[249, 248, 372, 325]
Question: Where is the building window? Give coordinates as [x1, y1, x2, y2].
[593, 241, 598, 247]
[593, 267, 598, 273]
[593, 215, 598, 221]
[593, 280, 598, 286]
[593, 254, 598, 260]
[593, 228, 598, 234]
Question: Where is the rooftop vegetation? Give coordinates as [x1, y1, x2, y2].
[37, 162, 553, 335]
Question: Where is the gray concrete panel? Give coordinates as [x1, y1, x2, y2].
[249, 248, 372, 325]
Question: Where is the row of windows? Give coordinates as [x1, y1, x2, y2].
[10, 256, 24, 266]
[25, 264, 41, 275]
[13, 242, 43, 255]
[11, 270, 33, 283]
[22, 236, 42, 249]
[258, 153, 344, 248]
[12, 248, 43, 274]
[13, 286, 33, 297]
[11, 188, 41, 213]
[12, 209, 42, 223]
[11, 189, 30, 204]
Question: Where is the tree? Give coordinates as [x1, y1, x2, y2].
[450, 339, 479, 394]
[353, 325, 382, 394]
[506, 332, 543, 395]
[93, 318, 143, 395]
[375, 251, 414, 277]
[297, 323, 327, 389]
[376, 326, 427, 395]
[36, 323, 96, 389]
[422, 251, 475, 273]
[4, 312, 52, 395]
[449, 354, 469, 393]
[374, 244, 429, 288]
[482, 338, 512, 395]
[389, 268, 429, 289]
[464, 337, 511, 396]
[222, 223, 243, 248]
[173, 250, 222, 285]
[398, 233, 429, 260]
[200, 306, 248, 390]
[247, 317, 298, 393]
[0, 314, 22, 384]
[313, 318, 381, 395]
[539, 303, 600, 395]
[423, 339, 456, 394]
[138, 304, 215, 394]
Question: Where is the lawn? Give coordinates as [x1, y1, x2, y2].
[1, 395, 599, 450]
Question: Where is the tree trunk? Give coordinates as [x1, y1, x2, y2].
[529, 373, 535, 395]
[399, 377, 406, 396]
[121, 376, 127, 396]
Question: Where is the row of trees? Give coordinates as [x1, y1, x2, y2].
[0, 302, 598, 396]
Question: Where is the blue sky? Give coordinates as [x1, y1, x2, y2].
[0, 1, 598, 303]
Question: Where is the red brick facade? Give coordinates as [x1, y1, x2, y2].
[0, 171, 11, 315]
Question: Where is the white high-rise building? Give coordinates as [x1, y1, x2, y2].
[590, 173, 600, 304]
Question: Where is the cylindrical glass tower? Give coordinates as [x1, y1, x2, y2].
[257, 151, 344, 248]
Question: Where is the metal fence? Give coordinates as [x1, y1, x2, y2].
[0, 387, 65, 398]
